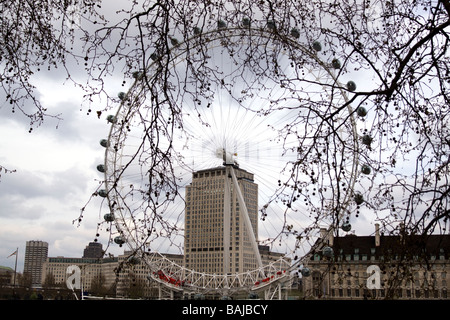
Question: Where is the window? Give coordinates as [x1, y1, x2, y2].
[415, 289, 421, 298]
[433, 290, 439, 299]
[370, 248, 376, 261]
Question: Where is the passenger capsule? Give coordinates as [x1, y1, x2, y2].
[357, 106, 367, 117]
[361, 164, 371, 175]
[322, 246, 334, 258]
[104, 213, 114, 222]
[217, 20, 227, 29]
[290, 28, 300, 38]
[242, 18, 251, 27]
[347, 81, 357, 92]
[248, 292, 259, 299]
[114, 236, 125, 245]
[341, 222, 352, 232]
[193, 27, 201, 35]
[267, 20, 276, 30]
[194, 293, 205, 300]
[100, 139, 110, 148]
[127, 256, 140, 265]
[118, 92, 126, 100]
[97, 164, 105, 173]
[150, 51, 159, 61]
[169, 37, 179, 46]
[301, 267, 311, 277]
[98, 189, 107, 198]
[106, 115, 117, 124]
[354, 192, 364, 205]
[312, 41, 322, 51]
[132, 71, 142, 79]
[332, 58, 341, 69]
[362, 134, 373, 146]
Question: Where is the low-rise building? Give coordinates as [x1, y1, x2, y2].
[302, 224, 450, 299]
[0, 266, 15, 286]
[41, 250, 186, 299]
[41, 256, 118, 293]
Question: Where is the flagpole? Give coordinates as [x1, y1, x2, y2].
[13, 248, 18, 296]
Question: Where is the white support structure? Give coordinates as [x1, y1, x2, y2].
[228, 165, 264, 273]
[158, 283, 175, 300]
[146, 251, 292, 299]
[223, 166, 231, 277]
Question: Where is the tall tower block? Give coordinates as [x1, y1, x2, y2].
[184, 166, 259, 275]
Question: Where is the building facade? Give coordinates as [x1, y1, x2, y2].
[302, 224, 450, 299]
[24, 240, 48, 288]
[184, 166, 259, 276]
[42, 256, 118, 293]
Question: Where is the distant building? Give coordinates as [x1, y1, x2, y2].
[259, 245, 290, 269]
[0, 266, 14, 286]
[24, 240, 48, 288]
[42, 256, 118, 293]
[82, 242, 104, 259]
[302, 224, 450, 299]
[41, 250, 185, 299]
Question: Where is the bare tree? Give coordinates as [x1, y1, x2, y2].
[0, 0, 103, 127]
[315, 0, 450, 238]
[2, 0, 449, 297]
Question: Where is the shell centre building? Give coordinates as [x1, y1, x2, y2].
[184, 165, 260, 275]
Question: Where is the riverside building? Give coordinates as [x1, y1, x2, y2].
[184, 166, 259, 275]
[302, 224, 450, 300]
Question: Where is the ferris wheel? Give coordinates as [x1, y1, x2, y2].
[95, 17, 365, 298]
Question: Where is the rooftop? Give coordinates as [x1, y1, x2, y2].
[312, 224, 450, 261]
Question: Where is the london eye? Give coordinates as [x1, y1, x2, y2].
[95, 15, 364, 299]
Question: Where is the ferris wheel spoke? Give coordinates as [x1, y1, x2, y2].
[98, 23, 362, 296]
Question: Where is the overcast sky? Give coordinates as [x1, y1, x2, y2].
[0, 54, 377, 274]
[0, 1, 385, 273]
[0, 1, 136, 272]
[0, 70, 128, 272]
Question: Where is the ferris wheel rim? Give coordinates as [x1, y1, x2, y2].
[100, 21, 362, 288]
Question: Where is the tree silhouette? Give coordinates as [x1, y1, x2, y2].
[2, 0, 449, 297]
